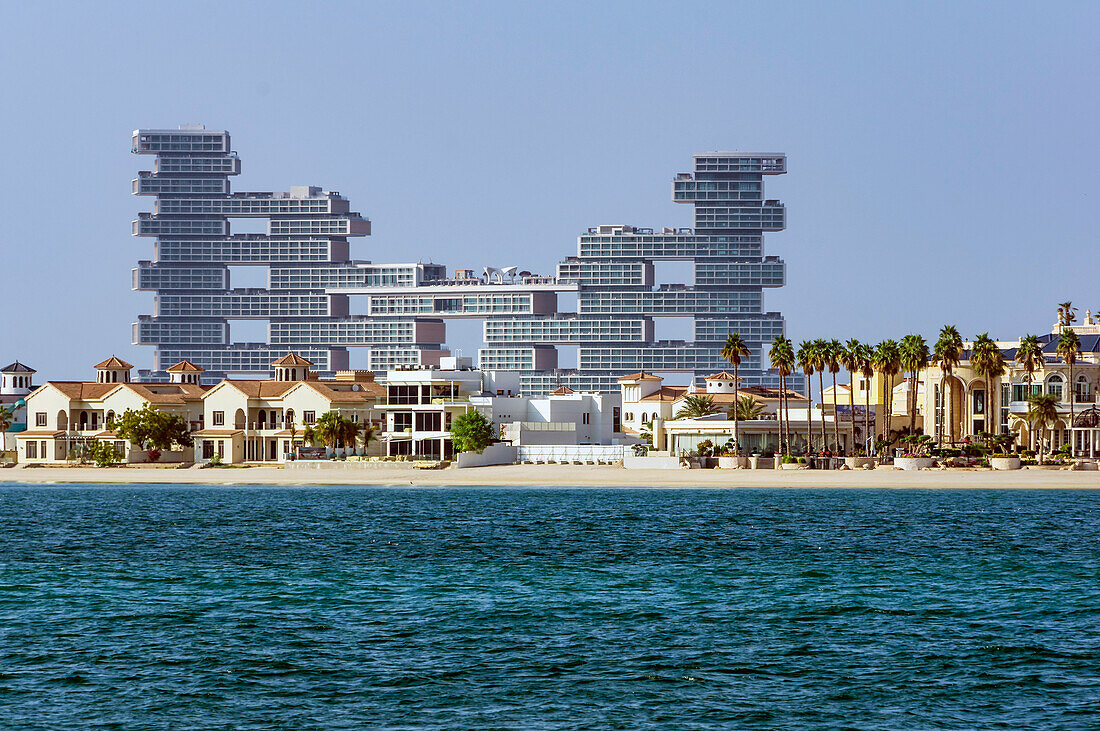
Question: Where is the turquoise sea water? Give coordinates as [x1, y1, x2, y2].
[1, 484, 1098, 729]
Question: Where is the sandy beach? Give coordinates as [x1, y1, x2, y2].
[2, 464, 1099, 488]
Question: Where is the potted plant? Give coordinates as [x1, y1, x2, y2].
[717, 440, 747, 469]
[988, 433, 1021, 470]
[894, 434, 934, 470]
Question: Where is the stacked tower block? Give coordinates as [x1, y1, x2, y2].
[131, 126, 449, 378]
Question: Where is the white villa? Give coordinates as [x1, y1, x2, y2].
[16, 356, 208, 464]
[193, 353, 385, 464]
[620, 371, 855, 455]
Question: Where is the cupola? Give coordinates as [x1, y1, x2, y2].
[271, 353, 313, 382]
[94, 356, 133, 384]
[0, 361, 35, 395]
[165, 360, 205, 385]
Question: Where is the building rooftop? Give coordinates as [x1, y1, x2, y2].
[94, 356, 134, 370]
[1, 361, 35, 374]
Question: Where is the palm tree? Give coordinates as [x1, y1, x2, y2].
[729, 396, 765, 420]
[1015, 333, 1045, 451]
[824, 339, 843, 452]
[840, 340, 862, 455]
[797, 341, 816, 455]
[857, 344, 875, 455]
[312, 411, 353, 449]
[720, 333, 751, 456]
[1057, 301, 1077, 327]
[1057, 328, 1081, 455]
[359, 422, 379, 453]
[810, 339, 829, 451]
[1027, 393, 1060, 463]
[0, 405, 13, 434]
[872, 340, 901, 450]
[898, 334, 930, 437]
[932, 326, 964, 446]
[675, 394, 720, 419]
[769, 336, 796, 456]
[971, 333, 1005, 444]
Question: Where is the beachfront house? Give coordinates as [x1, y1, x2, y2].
[192, 353, 386, 464]
[15, 357, 208, 464]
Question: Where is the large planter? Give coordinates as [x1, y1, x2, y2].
[718, 456, 749, 469]
[845, 457, 875, 469]
[990, 456, 1022, 471]
[749, 456, 775, 470]
[780, 462, 808, 470]
[894, 457, 933, 471]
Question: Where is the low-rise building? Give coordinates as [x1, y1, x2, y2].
[16, 357, 207, 463]
[1, 361, 36, 451]
[192, 353, 385, 464]
[920, 314, 1100, 455]
[620, 370, 855, 454]
[474, 386, 627, 446]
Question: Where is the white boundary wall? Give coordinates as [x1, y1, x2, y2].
[454, 444, 518, 468]
[515, 445, 626, 464]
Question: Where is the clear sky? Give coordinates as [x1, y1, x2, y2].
[2, 1, 1098, 380]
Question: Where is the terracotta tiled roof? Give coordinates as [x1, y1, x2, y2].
[617, 371, 662, 382]
[43, 382, 120, 400]
[299, 380, 385, 401]
[124, 383, 209, 404]
[704, 371, 741, 381]
[191, 429, 244, 436]
[550, 386, 576, 395]
[17, 430, 64, 438]
[0, 361, 35, 373]
[639, 386, 689, 402]
[165, 360, 205, 372]
[210, 378, 384, 402]
[94, 356, 134, 369]
[214, 380, 299, 399]
[272, 353, 313, 367]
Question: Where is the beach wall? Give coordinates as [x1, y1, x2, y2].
[455, 445, 518, 468]
[516, 445, 626, 464]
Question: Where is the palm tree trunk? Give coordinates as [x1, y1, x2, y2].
[806, 380, 813, 456]
[1027, 375, 1034, 453]
[908, 371, 917, 436]
[732, 364, 740, 464]
[864, 384, 871, 456]
[777, 374, 785, 456]
[818, 372, 827, 452]
[831, 372, 840, 453]
[1068, 362, 1075, 456]
[848, 379, 855, 457]
[937, 375, 946, 446]
[948, 373, 957, 446]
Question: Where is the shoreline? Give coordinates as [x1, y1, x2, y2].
[2, 464, 1099, 488]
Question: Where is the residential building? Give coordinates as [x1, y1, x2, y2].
[920, 313, 1100, 455]
[1, 361, 36, 451]
[15, 357, 207, 464]
[618, 370, 854, 454]
[473, 386, 627, 446]
[132, 128, 799, 394]
[192, 353, 385, 464]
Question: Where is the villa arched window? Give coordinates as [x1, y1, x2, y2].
[1047, 374, 1064, 399]
[1076, 375, 1091, 404]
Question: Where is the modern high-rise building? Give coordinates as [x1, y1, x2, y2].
[132, 126, 799, 393]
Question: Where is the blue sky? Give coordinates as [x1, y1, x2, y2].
[2, 1, 1098, 379]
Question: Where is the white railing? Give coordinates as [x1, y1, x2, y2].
[515, 444, 626, 463]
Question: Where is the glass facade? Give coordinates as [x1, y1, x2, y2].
[132, 126, 373, 379]
[132, 135, 798, 391]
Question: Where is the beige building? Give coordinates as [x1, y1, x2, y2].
[16, 357, 208, 464]
[920, 314, 1100, 455]
[193, 353, 385, 464]
[620, 371, 856, 454]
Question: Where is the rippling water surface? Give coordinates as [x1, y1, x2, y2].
[1, 484, 1098, 729]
